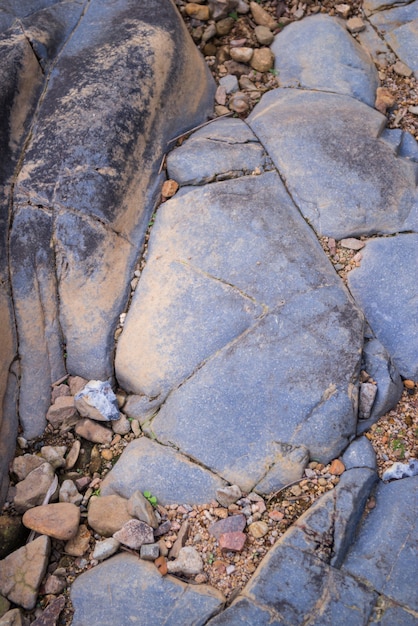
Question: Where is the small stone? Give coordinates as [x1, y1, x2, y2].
[213, 507, 229, 519]
[41, 573, 66, 595]
[154, 520, 172, 537]
[184, 3, 210, 20]
[65, 440, 81, 469]
[111, 413, 131, 435]
[216, 17, 235, 36]
[335, 3, 351, 18]
[290, 484, 302, 497]
[46, 396, 78, 429]
[229, 91, 250, 113]
[140, 543, 160, 561]
[209, 514, 246, 539]
[216, 485, 242, 507]
[359, 382, 378, 420]
[250, 1, 277, 28]
[40, 446, 67, 469]
[194, 573, 208, 584]
[75, 476, 91, 492]
[51, 383, 71, 403]
[14, 463, 56, 514]
[254, 25, 274, 46]
[208, 0, 239, 20]
[215, 85, 227, 106]
[168, 521, 189, 559]
[65, 524, 91, 557]
[230, 47, 253, 64]
[403, 379, 415, 389]
[88, 494, 133, 537]
[224, 60, 251, 77]
[339, 238, 365, 250]
[268, 510, 284, 522]
[101, 449, 113, 461]
[248, 521, 268, 538]
[12, 455, 44, 482]
[219, 74, 239, 94]
[59, 480, 82, 506]
[113, 519, 154, 549]
[0, 595, 10, 619]
[75, 380, 120, 422]
[161, 179, 179, 198]
[329, 459, 346, 476]
[166, 546, 203, 577]
[0, 536, 50, 610]
[75, 419, 112, 444]
[215, 105, 230, 116]
[250, 48, 274, 72]
[219, 531, 246, 552]
[127, 491, 159, 529]
[392, 61, 413, 77]
[68, 375, 88, 395]
[154, 555, 168, 576]
[202, 23, 217, 44]
[16, 438, 28, 450]
[30, 595, 65, 626]
[346, 17, 365, 33]
[130, 419, 141, 437]
[0, 608, 27, 626]
[92, 538, 120, 561]
[22, 503, 80, 541]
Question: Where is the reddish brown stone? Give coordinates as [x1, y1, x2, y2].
[154, 555, 167, 576]
[219, 531, 246, 552]
[329, 459, 345, 476]
[209, 514, 246, 539]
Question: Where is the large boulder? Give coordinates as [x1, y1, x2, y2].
[5, 0, 215, 440]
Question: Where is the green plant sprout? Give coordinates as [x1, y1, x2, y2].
[143, 491, 158, 506]
[228, 10, 238, 20]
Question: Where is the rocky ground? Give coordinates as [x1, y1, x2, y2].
[1, 0, 417, 624]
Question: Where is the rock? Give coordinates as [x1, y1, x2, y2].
[30, 596, 66, 626]
[254, 443, 309, 494]
[41, 574, 66, 595]
[382, 460, 418, 481]
[248, 90, 417, 239]
[375, 87, 396, 114]
[254, 25, 274, 46]
[59, 480, 82, 506]
[208, 0, 239, 21]
[342, 437, 377, 470]
[348, 235, 418, 380]
[335, 3, 351, 18]
[22, 503, 80, 541]
[113, 519, 154, 550]
[250, 1, 277, 29]
[228, 91, 250, 113]
[0, 535, 50, 610]
[127, 491, 159, 529]
[74, 418, 112, 444]
[65, 440, 81, 469]
[216, 17, 235, 36]
[88, 495, 133, 537]
[154, 520, 172, 537]
[46, 396, 78, 430]
[51, 384, 71, 403]
[185, 3, 211, 20]
[167, 546, 204, 577]
[40, 446, 67, 470]
[271, 15, 378, 106]
[0, 517, 28, 560]
[11, 455, 44, 482]
[74, 380, 120, 422]
[65, 524, 91, 557]
[168, 521, 189, 559]
[248, 521, 268, 538]
[250, 48, 274, 72]
[329, 459, 345, 475]
[224, 60, 251, 76]
[359, 382, 377, 420]
[140, 543, 160, 561]
[111, 413, 131, 436]
[343, 476, 418, 610]
[346, 16, 366, 33]
[100, 437, 227, 506]
[216, 485, 242, 507]
[219, 74, 239, 94]
[161, 179, 179, 199]
[339, 238, 365, 251]
[219, 532, 246, 552]
[0, 609, 28, 626]
[230, 47, 253, 64]
[68, 376, 88, 396]
[14, 463, 56, 514]
[71, 554, 224, 624]
[209, 514, 246, 539]
[92, 538, 120, 562]
[392, 60, 413, 77]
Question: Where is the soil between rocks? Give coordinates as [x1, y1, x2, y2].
[1, 1, 418, 624]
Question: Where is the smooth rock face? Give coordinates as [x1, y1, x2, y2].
[71, 554, 224, 625]
[348, 235, 418, 379]
[100, 437, 227, 505]
[271, 15, 379, 106]
[0, 535, 50, 610]
[248, 89, 418, 240]
[7, 0, 215, 439]
[22, 503, 80, 541]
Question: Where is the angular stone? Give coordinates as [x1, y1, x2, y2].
[250, 1, 277, 28]
[254, 25, 274, 45]
[342, 437, 377, 470]
[41, 573, 66, 595]
[22, 503, 80, 541]
[65, 440, 81, 470]
[88, 495, 133, 537]
[46, 396, 78, 430]
[250, 48, 274, 72]
[71, 554, 224, 624]
[65, 524, 91, 557]
[0, 608, 27, 626]
[166, 546, 204, 577]
[382, 460, 418, 481]
[74, 380, 120, 422]
[219, 532, 246, 552]
[271, 15, 378, 106]
[14, 463, 56, 514]
[127, 491, 158, 529]
[113, 519, 154, 550]
[68, 376, 88, 396]
[359, 382, 377, 420]
[216, 485, 242, 508]
[74, 418, 112, 444]
[248, 521, 268, 538]
[248, 90, 417, 240]
[100, 437, 227, 506]
[111, 413, 131, 436]
[347, 16, 366, 33]
[30, 595, 66, 626]
[140, 543, 160, 561]
[11, 455, 44, 482]
[168, 521, 189, 559]
[343, 476, 418, 610]
[40, 446, 67, 470]
[92, 538, 120, 562]
[0, 536, 50, 610]
[208, 0, 239, 21]
[59, 480, 82, 506]
[209, 514, 246, 540]
[348, 235, 418, 379]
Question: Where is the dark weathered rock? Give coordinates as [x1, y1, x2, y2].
[271, 15, 379, 106]
[71, 554, 224, 625]
[341, 436, 377, 470]
[248, 89, 418, 239]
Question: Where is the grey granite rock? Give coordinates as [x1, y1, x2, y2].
[348, 235, 418, 380]
[343, 476, 418, 610]
[368, 1, 418, 32]
[100, 437, 227, 505]
[271, 15, 379, 106]
[342, 436, 377, 470]
[71, 554, 224, 626]
[166, 118, 266, 186]
[248, 89, 418, 239]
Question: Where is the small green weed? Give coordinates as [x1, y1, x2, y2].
[143, 490, 158, 506]
[92, 488, 101, 497]
[207, 553, 215, 564]
[391, 438, 406, 458]
[228, 10, 238, 20]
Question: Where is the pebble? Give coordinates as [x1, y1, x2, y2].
[140, 543, 160, 561]
[209, 514, 246, 539]
[403, 380, 415, 389]
[92, 538, 120, 562]
[219, 74, 239, 94]
[254, 25, 274, 46]
[250, 48, 274, 72]
[101, 449, 113, 461]
[154, 556, 168, 576]
[46, 396, 78, 429]
[65, 524, 91, 557]
[166, 546, 203, 576]
[392, 61, 413, 77]
[335, 3, 351, 18]
[184, 3, 210, 20]
[74, 419, 112, 444]
[14, 463, 56, 514]
[169, 520, 189, 559]
[230, 47, 253, 64]
[22, 503, 80, 541]
[329, 459, 346, 476]
[250, 1, 277, 29]
[229, 91, 250, 113]
[268, 510, 284, 521]
[113, 519, 154, 549]
[161, 179, 179, 198]
[248, 521, 268, 538]
[40, 446, 67, 470]
[30, 595, 65, 626]
[65, 440, 81, 469]
[12, 455, 45, 481]
[59, 480, 82, 506]
[346, 16, 366, 33]
[216, 17, 235, 36]
[216, 484, 242, 507]
[219, 531, 246, 552]
[339, 238, 365, 250]
[111, 414, 131, 435]
[359, 382, 378, 420]
[41, 573, 66, 595]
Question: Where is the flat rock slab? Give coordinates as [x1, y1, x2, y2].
[248, 89, 418, 240]
[343, 475, 418, 611]
[116, 172, 363, 494]
[71, 553, 224, 625]
[100, 437, 227, 505]
[271, 15, 379, 106]
[348, 235, 418, 380]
